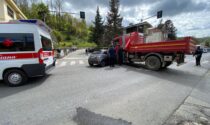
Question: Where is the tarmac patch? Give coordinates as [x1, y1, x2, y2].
[73, 107, 132, 125]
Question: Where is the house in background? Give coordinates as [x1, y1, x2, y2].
[124, 22, 153, 34]
[0, 0, 27, 22]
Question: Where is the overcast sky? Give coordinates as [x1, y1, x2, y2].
[61, 0, 210, 38]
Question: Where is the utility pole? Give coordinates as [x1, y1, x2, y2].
[49, 10, 85, 20]
[140, 9, 144, 22]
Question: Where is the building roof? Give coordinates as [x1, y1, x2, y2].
[6, 0, 27, 19]
[124, 22, 153, 29]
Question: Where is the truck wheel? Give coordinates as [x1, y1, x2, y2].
[3, 69, 28, 87]
[145, 56, 161, 71]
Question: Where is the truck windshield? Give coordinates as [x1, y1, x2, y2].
[41, 36, 52, 51]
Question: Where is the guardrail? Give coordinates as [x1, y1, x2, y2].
[55, 47, 77, 59]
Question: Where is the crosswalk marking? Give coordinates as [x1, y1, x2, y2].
[56, 59, 209, 68]
[70, 61, 76, 65]
[59, 61, 67, 67]
[56, 60, 87, 67]
[79, 60, 84, 64]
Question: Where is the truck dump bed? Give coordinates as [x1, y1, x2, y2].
[127, 37, 196, 55]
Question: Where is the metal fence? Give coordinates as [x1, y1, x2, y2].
[55, 47, 77, 58]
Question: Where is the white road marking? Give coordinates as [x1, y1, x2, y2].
[189, 60, 194, 63]
[59, 61, 67, 67]
[70, 61, 76, 65]
[79, 60, 84, 65]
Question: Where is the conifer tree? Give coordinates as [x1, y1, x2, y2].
[91, 7, 104, 46]
[105, 0, 123, 45]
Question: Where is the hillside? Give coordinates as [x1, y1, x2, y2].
[196, 37, 210, 46]
[16, 1, 96, 48]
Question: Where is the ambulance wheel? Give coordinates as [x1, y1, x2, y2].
[145, 56, 161, 71]
[3, 69, 28, 87]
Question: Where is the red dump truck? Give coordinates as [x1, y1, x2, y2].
[113, 31, 196, 70]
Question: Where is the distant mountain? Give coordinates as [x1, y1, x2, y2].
[197, 37, 210, 42]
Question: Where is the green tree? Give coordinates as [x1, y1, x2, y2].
[164, 20, 177, 40]
[91, 7, 104, 45]
[88, 25, 94, 41]
[17, 1, 92, 48]
[205, 41, 210, 47]
[23, 3, 50, 23]
[157, 20, 177, 40]
[14, 0, 31, 17]
[36, 3, 50, 22]
[52, 30, 63, 42]
[105, 0, 123, 45]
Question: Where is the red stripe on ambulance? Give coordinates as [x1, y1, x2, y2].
[0, 53, 38, 60]
[43, 52, 52, 57]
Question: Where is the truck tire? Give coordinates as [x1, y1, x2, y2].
[3, 69, 28, 87]
[145, 56, 161, 71]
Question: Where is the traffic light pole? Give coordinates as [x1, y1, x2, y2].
[141, 10, 163, 22]
[141, 14, 156, 22]
[49, 10, 85, 19]
[50, 11, 79, 15]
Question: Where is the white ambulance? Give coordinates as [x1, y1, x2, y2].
[0, 20, 56, 87]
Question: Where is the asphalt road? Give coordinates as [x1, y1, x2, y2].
[0, 49, 210, 125]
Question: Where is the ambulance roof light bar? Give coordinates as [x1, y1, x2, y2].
[9, 19, 52, 33]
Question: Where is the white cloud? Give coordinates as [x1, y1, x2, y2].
[61, 0, 210, 37]
[170, 11, 210, 37]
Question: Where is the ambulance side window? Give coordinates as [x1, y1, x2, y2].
[41, 36, 52, 51]
[0, 33, 35, 52]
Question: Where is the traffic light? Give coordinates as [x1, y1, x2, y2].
[80, 11, 85, 19]
[157, 10, 163, 19]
